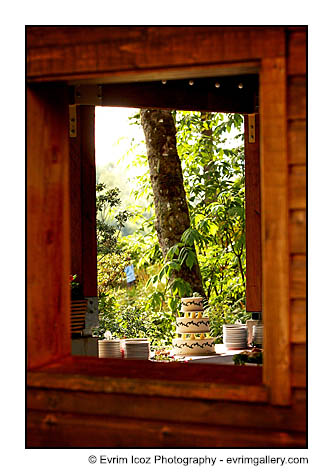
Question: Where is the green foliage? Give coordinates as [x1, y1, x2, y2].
[93, 290, 175, 348]
[96, 183, 132, 257]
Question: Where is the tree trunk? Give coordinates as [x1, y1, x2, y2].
[140, 109, 205, 296]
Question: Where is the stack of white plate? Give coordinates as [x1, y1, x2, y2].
[223, 324, 248, 349]
[124, 340, 150, 360]
[253, 325, 263, 347]
[98, 339, 122, 358]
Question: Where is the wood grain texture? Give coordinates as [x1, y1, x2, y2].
[289, 165, 306, 209]
[260, 57, 291, 405]
[27, 387, 306, 432]
[288, 76, 306, 120]
[27, 410, 306, 448]
[290, 210, 306, 254]
[27, 365, 266, 403]
[288, 119, 306, 165]
[291, 255, 306, 299]
[27, 84, 71, 369]
[244, 114, 262, 311]
[291, 344, 307, 388]
[287, 28, 307, 76]
[291, 299, 306, 343]
[26, 26, 286, 82]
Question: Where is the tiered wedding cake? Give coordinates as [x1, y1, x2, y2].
[172, 296, 215, 356]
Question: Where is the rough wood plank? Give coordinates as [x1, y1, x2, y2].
[28, 355, 263, 383]
[288, 119, 306, 165]
[80, 106, 97, 297]
[260, 57, 290, 405]
[288, 76, 306, 120]
[289, 165, 306, 209]
[27, 410, 306, 448]
[244, 114, 262, 311]
[27, 387, 307, 433]
[291, 344, 307, 388]
[291, 255, 306, 299]
[291, 299, 306, 344]
[290, 209, 306, 254]
[287, 29, 307, 76]
[27, 26, 286, 82]
[27, 369, 267, 403]
[27, 84, 71, 369]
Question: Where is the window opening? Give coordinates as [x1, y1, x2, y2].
[70, 76, 262, 368]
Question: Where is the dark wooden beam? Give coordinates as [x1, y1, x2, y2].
[80, 106, 97, 297]
[244, 114, 262, 311]
[98, 75, 258, 113]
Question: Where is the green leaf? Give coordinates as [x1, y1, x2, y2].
[185, 250, 196, 269]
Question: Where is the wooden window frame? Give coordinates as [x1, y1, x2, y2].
[27, 56, 290, 407]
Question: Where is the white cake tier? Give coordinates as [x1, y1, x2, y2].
[172, 337, 215, 356]
[181, 296, 204, 313]
[176, 317, 210, 333]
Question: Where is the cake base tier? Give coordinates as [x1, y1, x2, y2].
[172, 337, 215, 356]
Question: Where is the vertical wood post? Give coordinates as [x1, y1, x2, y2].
[80, 106, 97, 299]
[260, 57, 291, 405]
[27, 84, 71, 368]
[244, 114, 262, 312]
[69, 106, 83, 282]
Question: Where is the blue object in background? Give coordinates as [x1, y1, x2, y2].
[124, 264, 136, 283]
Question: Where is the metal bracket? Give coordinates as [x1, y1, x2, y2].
[74, 85, 102, 105]
[69, 105, 77, 138]
[248, 114, 256, 143]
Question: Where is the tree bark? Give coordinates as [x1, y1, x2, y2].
[140, 109, 205, 296]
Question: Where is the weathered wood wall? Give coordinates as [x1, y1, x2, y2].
[287, 28, 307, 395]
[26, 26, 307, 448]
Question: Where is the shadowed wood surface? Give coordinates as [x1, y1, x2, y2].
[289, 165, 306, 210]
[27, 387, 305, 432]
[69, 107, 82, 281]
[244, 114, 261, 311]
[288, 119, 306, 164]
[291, 255, 306, 299]
[99, 76, 258, 114]
[287, 28, 307, 410]
[27, 410, 306, 448]
[290, 210, 306, 254]
[291, 299, 306, 343]
[291, 344, 306, 388]
[80, 106, 97, 297]
[28, 356, 262, 384]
